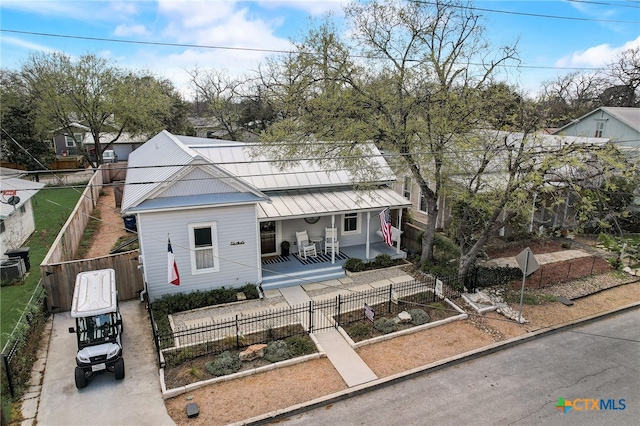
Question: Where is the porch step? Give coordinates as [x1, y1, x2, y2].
[262, 265, 346, 290]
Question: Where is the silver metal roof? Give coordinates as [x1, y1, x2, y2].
[257, 187, 412, 220]
[122, 131, 400, 214]
[181, 137, 396, 191]
[0, 178, 45, 219]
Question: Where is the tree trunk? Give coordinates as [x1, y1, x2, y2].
[419, 195, 438, 264]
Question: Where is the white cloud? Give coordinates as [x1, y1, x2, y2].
[555, 35, 640, 68]
[258, 0, 345, 16]
[113, 24, 148, 37]
[1, 36, 57, 53]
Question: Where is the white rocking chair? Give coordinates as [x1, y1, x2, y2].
[324, 227, 339, 256]
[296, 230, 317, 259]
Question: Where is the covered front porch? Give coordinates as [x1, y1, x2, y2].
[261, 242, 406, 290]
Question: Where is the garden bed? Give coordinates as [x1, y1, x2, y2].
[337, 295, 467, 346]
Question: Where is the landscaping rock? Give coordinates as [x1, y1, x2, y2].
[397, 311, 412, 324]
[239, 344, 267, 362]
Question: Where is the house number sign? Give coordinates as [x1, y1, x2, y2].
[230, 241, 245, 246]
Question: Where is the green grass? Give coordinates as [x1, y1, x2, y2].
[1, 187, 82, 348]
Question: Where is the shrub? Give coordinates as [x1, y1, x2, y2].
[421, 260, 457, 278]
[374, 253, 394, 268]
[344, 258, 366, 272]
[348, 322, 371, 339]
[408, 309, 430, 325]
[374, 317, 398, 334]
[264, 340, 292, 362]
[205, 351, 242, 377]
[284, 335, 316, 357]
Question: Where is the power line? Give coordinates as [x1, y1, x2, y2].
[0, 28, 616, 72]
[410, 0, 640, 23]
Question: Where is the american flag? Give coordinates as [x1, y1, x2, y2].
[168, 237, 180, 286]
[379, 208, 393, 246]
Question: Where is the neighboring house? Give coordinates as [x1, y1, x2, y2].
[51, 123, 90, 156]
[552, 107, 640, 151]
[82, 132, 148, 162]
[121, 131, 412, 300]
[393, 131, 613, 235]
[0, 174, 45, 253]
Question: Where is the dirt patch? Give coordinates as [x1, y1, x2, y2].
[508, 256, 613, 289]
[83, 186, 130, 258]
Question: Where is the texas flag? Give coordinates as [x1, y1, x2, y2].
[168, 237, 180, 286]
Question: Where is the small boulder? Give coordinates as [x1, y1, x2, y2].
[239, 344, 267, 362]
[397, 311, 412, 324]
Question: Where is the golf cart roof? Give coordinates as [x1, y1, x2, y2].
[71, 269, 117, 317]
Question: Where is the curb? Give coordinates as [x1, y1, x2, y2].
[234, 301, 640, 426]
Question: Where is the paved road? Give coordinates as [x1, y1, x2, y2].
[37, 300, 175, 426]
[279, 309, 639, 425]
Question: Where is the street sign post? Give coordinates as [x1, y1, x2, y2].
[515, 247, 539, 323]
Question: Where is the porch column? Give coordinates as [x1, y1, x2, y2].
[366, 211, 370, 260]
[396, 208, 402, 254]
[331, 215, 335, 264]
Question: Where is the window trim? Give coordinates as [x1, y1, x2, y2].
[403, 176, 412, 200]
[419, 190, 428, 213]
[188, 222, 220, 274]
[594, 120, 606, 138]
[341, 212, 361, 235]
[65, 133, 82, 148]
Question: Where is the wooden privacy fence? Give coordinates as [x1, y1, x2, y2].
[42, 251, 143, 312]
[40, 165, 144, 312]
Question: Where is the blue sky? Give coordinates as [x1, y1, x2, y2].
[1, 0, 639, 98]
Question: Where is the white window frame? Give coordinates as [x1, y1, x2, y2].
[342, 212, 360, 235]
[419, 190, 428, 213]
[188, 222, 220, 274]
[403, 176, 412, 200]
[65, 133, 82, 148]
[594, 120, 606, 138]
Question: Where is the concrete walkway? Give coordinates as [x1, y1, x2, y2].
[279, 286, 378, 387]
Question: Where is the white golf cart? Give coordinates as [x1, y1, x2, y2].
[68, 268, 124, 388]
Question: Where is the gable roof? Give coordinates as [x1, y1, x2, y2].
[553, 107, 640, 135]
[121, 131, 268, 212]
[122, 131, 401, 214]
[0, 178, 45, 219]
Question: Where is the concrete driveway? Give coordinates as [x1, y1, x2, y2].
[37, 300, 175, 426]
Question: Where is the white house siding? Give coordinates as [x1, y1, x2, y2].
[1, 201, 36, 252]
[139, 204, 260, 301]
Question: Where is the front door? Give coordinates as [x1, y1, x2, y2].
[260, 221, 277, 255]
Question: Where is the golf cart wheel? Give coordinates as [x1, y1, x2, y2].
[75, 367, 88, 389]
[114, 358, 125, 380]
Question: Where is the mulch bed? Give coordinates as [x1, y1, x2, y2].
[486, 239, 567, 258]
[508, 255, 613, 290]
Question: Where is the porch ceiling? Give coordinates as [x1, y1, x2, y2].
[257, 187, 412, 220]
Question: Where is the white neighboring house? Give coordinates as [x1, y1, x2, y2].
[121, 131, 411, 301]
[551, 107, 640, 150]
[0, 175, 45, 253]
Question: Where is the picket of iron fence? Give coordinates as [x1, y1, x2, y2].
[149, 275, 466, 367]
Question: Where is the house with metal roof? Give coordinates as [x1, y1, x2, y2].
[1, 174, 45, 252]
[121, 131, 411, 300]
[551, 107, 640, 152]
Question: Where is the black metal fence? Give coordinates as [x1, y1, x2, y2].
[149, 275, 463, 367]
